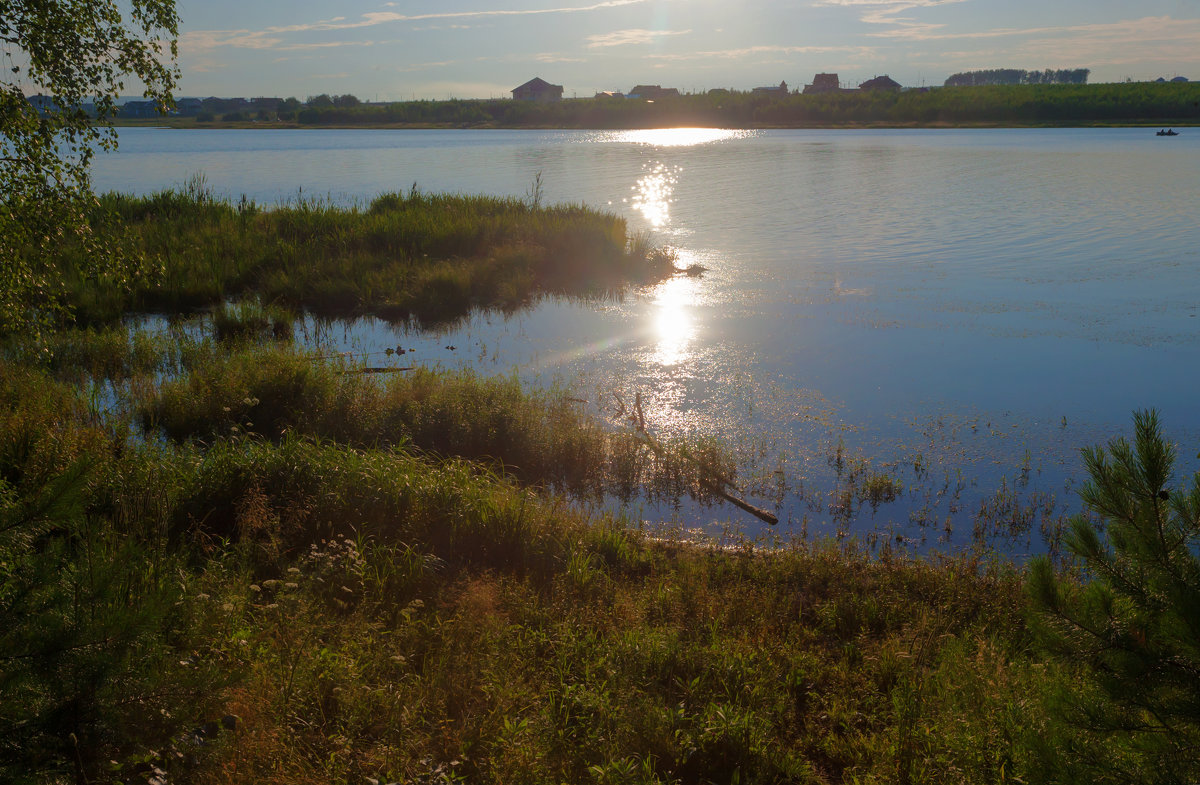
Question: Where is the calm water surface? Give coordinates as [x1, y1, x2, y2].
[94, 128, 1200, 550]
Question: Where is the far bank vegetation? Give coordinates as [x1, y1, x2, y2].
[135, 81, 1200, 129]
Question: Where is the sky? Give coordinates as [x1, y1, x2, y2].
[174, 0, 1200, 99]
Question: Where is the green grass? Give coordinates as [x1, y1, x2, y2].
[57, 189, 677, 327]
[0, 344, 1104, 785]
[138, 343, 739, 507]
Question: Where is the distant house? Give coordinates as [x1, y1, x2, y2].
[175, 98, 203, 115]
[120, 99, 162, 118]
[26, 94, 100, 118]
[753, 80, 789, 95]
[859, 75, 901, 91]
[628, 84, 680, 100]
[594, 91, 625, 99]
[26, 94, 58, 116]
[512, 77, 564, 102]
[803, 73, 841, 94]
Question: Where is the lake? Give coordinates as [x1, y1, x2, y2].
[93, 127, 1200, 551]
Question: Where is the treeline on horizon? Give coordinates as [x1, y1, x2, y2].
[944, 68, 1091, 87]
[270, 82, 1200, 128]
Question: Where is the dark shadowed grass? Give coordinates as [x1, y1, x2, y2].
[172, 518, 1066, 785]
[60, 189, 678, 327]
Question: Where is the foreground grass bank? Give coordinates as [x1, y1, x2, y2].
[0, 349, 1052, 784]
[6, 333, 1197, 784]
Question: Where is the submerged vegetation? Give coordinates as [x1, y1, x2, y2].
[2, 190, 1199, 784]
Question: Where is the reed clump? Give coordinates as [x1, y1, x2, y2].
[138, 344, 739, 507]
[59, 190, 675, 327]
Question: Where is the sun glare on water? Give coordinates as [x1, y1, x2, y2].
[631, 163, 678, 227]
[648, 256, 706, 367]
[612, 128, 752, 147]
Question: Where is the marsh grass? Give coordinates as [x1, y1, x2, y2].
[138, 344, 739, 509]
[213, 301, 296, 343]
[58, 190, 675, 327]
[0, 346, 1116, 784]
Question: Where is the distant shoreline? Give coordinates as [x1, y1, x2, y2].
[108, 118, 1197, 131]
[107, 82, 1200, 130]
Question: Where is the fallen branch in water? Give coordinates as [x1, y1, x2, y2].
[699, 477, 779, 526]
[634, 427, 778, 526]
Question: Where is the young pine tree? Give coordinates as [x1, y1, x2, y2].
[1028, 409, 1200, 784]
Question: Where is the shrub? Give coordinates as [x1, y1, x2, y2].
[1028, 409, 1200, 784]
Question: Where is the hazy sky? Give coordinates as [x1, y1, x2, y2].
[174, 0, 1200, 99]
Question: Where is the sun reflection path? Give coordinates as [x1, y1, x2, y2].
[649, 268, 700, 367]
[631, 163, 678, 227]
[610, 128, 754, 147]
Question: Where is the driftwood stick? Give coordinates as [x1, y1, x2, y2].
[700, 479, 779, 526]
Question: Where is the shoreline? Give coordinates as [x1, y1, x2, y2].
[110, 118, 1199, 130]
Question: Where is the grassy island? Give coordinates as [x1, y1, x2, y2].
[3, 191, 1199, 784]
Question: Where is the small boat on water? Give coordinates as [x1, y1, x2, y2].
[1156, 129, 1179, 136]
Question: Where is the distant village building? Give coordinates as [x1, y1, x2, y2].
[512, 77, 564, 102]
[594, 91, 625, 99]
[803, 73, 841, 94]
[628, 84, 680, 100]
[752, 80, 789, 95]
[859, 75, 902, 91]
[119, 99, 163, 118]
[26, 94, 58, 116]
[27, 95, 99, 117]
[175, 98, 203, 115]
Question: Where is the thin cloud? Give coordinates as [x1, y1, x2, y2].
[586, 28, 692, 48]
[179, 31, 381, 53]
[645, 44, 875, 62]
[901, 15, 1200, 73]
[814, 0, 967, 37]
[1004, 17, 1200, 67]
[184, 1, 658, 53]
[276, 40, 379, 52]
[179, 30, 283, 52]
[535, 52, 587, 63]
[869, 14, 1200, 47]
[395, 61, 458, 73]
[814, 0, 960, 5]
[267, 0, 651, 35]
